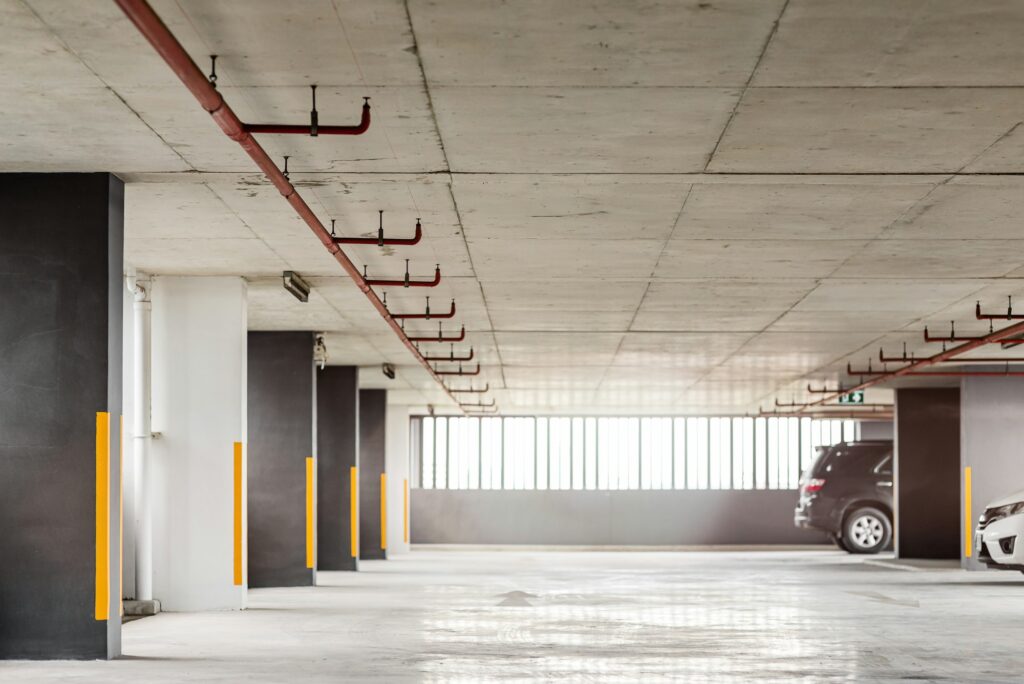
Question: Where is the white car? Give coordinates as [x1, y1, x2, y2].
[976, 489, 1024, 572]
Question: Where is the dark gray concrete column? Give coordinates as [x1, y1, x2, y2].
[247, 332, 315, 587]
[316, 366, 359, 571]
[894, 387, 960, 559]
[359, 389, 388, 560]
[961, 375, 1024, 570]
[0, 174, 123, 659]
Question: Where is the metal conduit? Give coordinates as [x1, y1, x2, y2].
[796, 310, 1024, 410]
[114, 0, 464, 409]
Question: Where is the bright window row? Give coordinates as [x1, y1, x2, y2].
[413, 416, 857, 491]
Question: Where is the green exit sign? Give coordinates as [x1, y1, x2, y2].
[838, 390, 865, 405]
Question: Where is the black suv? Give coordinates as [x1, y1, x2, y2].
[794, 440, 894, 554]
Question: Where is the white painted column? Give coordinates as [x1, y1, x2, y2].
[961, 375, 1024, 570]
[121, 277, 137, 600]
[151, 276, 247, 610]
[132, 275, 154, 601]
[385, 404, 412, 554]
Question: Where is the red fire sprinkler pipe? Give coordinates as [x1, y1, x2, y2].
[407, 324, 466, 343]
[244, 86, 371, 136]
[796, 305, 1024, 410]
[362, 261, 441, 288]
[391, 298, 456, 321]
[774, 398, 892, 410]
[849, 365, 1024, 378]
[759, 409, 894, 421]
[448, 384, 489, 394]
[464, 405, 499, 414]
[460, 399, 496, 408]
[977, 298, 1024, 321]
[434, 364, 480, 376]
[113, 0, 465, 410]
[923, 322, 1024, 347]
[332, 212, 423, 247]
[906, 371, 1024, 377]
[879, 346, 1024, 364]
[422, 345, 474, 362]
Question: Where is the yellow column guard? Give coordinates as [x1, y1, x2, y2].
[350, 466, 358, 558]
[95, 412, 110, 621]
[305, 457, 315, 569]
[233, 442, 243, 586]
[964, 466, 973, 559]
[381, 473, 387, 550]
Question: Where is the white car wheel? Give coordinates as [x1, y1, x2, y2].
[843, 506, 892, 554]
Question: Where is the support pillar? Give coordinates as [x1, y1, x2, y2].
[359, 390, 388, 560]
[151, 276, 247, 610]
[960, 375, 1024, 570]
[247, 332, 316, 587]
[385, 405, 413, 554]
[317, 366, 359, 571]
[894, 388, 960, 559]
[0, 174, 123, 659]
[130, 275, 153, 603]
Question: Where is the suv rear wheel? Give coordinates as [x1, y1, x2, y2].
[843, 506, 892, 554]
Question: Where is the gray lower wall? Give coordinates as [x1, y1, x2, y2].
[860, 420, 894, 441]
[961, 376, 1024, 570]
[412, 489, 825, 545]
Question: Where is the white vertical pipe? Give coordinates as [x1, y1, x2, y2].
[133, 276, 153, 601]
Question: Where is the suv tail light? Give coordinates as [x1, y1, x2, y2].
[803, 478, 826, 493]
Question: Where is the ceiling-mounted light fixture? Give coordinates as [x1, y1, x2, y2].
[283, 270, 311, 302]
[382, 363, 396, 380]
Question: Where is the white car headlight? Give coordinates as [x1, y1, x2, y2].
[983, 501, 1024, 525]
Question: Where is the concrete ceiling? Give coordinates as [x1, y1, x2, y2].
[4, 0, 1024, 413]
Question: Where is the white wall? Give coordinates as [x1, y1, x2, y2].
[151, 276, 247, 610]
[385, 405, 411, 554]
[961, 375, 1024, 570]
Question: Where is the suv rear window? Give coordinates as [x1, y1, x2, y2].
[812, 443, 891, 477]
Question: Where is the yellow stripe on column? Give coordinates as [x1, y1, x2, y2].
[95, 412, 110, 621]
[381, 473, 387, 550]
[403, 479, 409, 544]
[350, 466, 358, 558]
[233, 442, 244, 585]
[965, 466, 973, 559]
[305, 457, 315, 569]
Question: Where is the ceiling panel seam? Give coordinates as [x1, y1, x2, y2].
[403, 0, 505, 390]
[22, 0, 196, 173]
[702, 0, 791, 173]
[202, 181, 295, 271]
[811, 121, 1024, 287]
[594, 184, 696, 393]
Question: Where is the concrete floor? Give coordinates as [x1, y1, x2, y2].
[4, 549, 1024, 682]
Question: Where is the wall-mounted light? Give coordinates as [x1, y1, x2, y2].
[283, 270, 311, 302]
[313, 333, 328, 370]
[382, 363, 396, 380]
